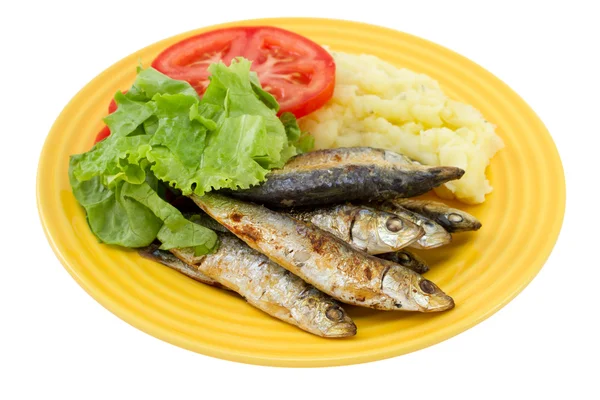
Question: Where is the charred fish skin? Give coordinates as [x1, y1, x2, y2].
[374, 201, 452, 249]
[192, 193, 454, 312]
[173, 233, 356, 338]
[289, 204, 424, 254]
[139, 244, 227, 289]
[230, 163, 464, 207]
[379, 250, 430, 274]
[395, 199, 482, 233]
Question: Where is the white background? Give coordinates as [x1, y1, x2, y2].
[1, 0, 598, 398]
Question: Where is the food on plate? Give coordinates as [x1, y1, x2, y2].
[298, 51, 504, 204]
[92, 93, 130, 144]
[289, 204, 424, 254]
[151, 26, 335, 118]
[69, 58, 311, 254]
[192, 193, 454, 312]
[229, 148, 465, 207]
[140, 244, 228, 289]
[94, 125, 111, 144]
[378, 250, 430, 274]
[394, 199, 482, 232]
[140, 238, 356, 338]
[169, 246, 208, 267]
[375, 199, 452, 249]
[66, 25, 500, 337]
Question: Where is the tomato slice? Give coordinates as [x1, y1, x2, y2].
[97, 90, 128, 144]
[108, 98, 117, 114]
[94, 125, 111, 144]
[151, 26, 335, 118]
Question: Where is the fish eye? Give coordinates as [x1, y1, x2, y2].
[423, 221, 435, 229]
[448, 213, 464, 223]
[385, 217, 404, 232]
[325, 306, 344, 321]
[419, 279, 437, 294]
[398, 252, 411, 263]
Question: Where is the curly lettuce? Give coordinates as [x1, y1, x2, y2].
[69, 58, 312, 253]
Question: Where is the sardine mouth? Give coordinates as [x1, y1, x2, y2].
[381, 266, 455, 312]
[433, 166, 465, 183]
[324, 321, 358, 338]
[423, 295, 455, 312]
[415, 232, 452, 249]
[414, 264, 430, 274]
[370, 243, 398, 255]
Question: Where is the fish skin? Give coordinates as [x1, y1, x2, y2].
[379, 250, 430, 274]
[139, 244, 228, 289]
[374, 200, 452, 249]
[227, 148, 465, 207]
[192, 193, 454, 312]
[289, 204, 424, 254]
[150, 235, 356, 338]
[281, 147, 417, 171]
[394, 199, 482, 233]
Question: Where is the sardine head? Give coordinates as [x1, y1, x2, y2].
[376, 214, 425, 253]
[352, 210, 424, 254]
[298, 289, 357, 338]
[381, 266, 454, 312]
[437, 210, 482, 232]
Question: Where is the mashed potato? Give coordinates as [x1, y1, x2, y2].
[298, 51, 504, 204]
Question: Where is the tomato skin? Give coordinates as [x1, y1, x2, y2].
[151, 26, 335, 118]
[94, 125, 111, 144]
[96, 90, 127, 145]
[108, 98, 117, 114]
[108, 89, 127, 114]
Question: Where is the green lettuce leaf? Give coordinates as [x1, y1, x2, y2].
[69, 57, 313, 254]
[201, 59, 292, 170]
[70, 157, 218, 253]
[293, 132, 315, 154]
[280, 111, 314, 154]
[132, 67, 199, 99]
[195, 114, 274, 191]
[249, 71, 279, 112]
[120, 183, 218, 255]
[69, 157, 162, 247]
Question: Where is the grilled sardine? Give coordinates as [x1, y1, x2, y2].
[192, 193, 454, 312]
[228, 148, 464, 207]
[141, 235, 356, 338]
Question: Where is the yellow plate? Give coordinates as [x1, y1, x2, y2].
[37, 18, 565, 367]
